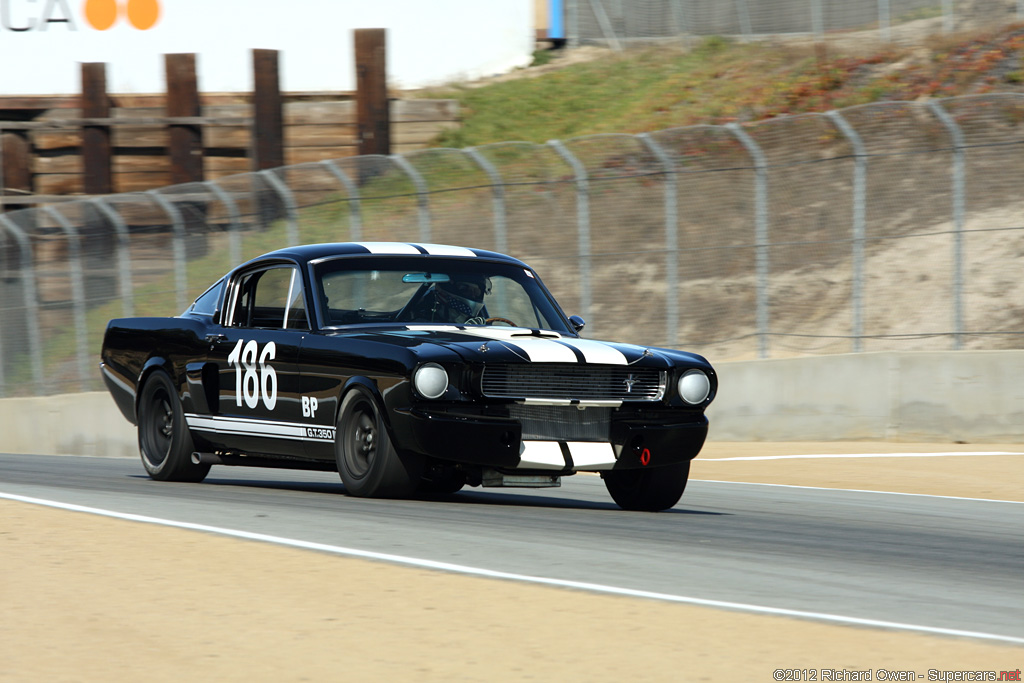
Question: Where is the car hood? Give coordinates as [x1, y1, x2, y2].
[326, 325, 711, 369]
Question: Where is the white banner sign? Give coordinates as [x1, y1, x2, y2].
[0, 0, 533, 95]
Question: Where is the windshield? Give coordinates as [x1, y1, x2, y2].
[312, 257, 572, 333]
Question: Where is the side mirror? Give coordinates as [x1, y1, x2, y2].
[568, 315, 586, 334]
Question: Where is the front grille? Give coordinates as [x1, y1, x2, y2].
[481, 364, 665, 402]
[509, 404, 611, 441]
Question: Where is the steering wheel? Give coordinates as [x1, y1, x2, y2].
[485, 317, 517, 327]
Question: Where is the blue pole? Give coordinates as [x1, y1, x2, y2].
[550, 0, 565, 39]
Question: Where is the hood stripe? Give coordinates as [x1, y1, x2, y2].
[556, 338, 628, 365]
[403, 325, 640, 364]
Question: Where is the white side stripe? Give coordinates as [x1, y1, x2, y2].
[185, 414, 335, 442]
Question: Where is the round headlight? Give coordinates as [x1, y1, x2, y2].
[414, 363, 449, 399]
[677, 369, 710, 405]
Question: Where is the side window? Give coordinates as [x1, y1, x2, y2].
[188, 278, 224, 317]
[230, 267, 309, 330]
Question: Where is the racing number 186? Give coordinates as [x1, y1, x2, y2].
[227, 339, 277, 410]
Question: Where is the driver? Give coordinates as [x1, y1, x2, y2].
[426, 274, 489, 324]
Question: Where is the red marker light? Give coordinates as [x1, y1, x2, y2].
[640, 448, 651, 466]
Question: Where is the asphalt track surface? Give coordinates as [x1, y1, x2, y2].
[2, 452, 1022, 644]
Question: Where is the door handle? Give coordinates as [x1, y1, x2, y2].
[204, 333, 228, 343]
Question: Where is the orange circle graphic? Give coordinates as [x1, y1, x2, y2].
[126, 0, 160, 30]
[83, 0, 118, 30]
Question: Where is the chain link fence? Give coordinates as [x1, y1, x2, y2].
[567, 0, 1024, 47]
[1, 93, 1023, 397]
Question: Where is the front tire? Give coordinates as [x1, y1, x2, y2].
[335, 385, 423, 498]
[137, 370, 210, 483]
[603, 461, 690, 511]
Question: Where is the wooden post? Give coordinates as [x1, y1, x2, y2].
[81, 62, 113, 195]
[1, 131, 32, 211]
[252, 49, 284, 171]
[355, 29, 390, 157]
[165, 53, 204, 184]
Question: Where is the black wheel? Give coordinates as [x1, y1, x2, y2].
[137, 370, 210, 483]
[335, 385, 424, 498]
[602, 461, 690, 511]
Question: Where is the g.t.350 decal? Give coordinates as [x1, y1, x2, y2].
[226, 339, 277, 410]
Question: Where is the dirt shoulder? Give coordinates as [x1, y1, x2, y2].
[3, 443, 1022, 681]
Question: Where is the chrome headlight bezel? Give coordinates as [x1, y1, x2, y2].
[677, 368, 711, 405]
[413, 363, 449, 400]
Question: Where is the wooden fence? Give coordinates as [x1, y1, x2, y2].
[0, 32, 459, 209]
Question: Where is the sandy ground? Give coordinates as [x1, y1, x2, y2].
[2, 443, 1023, 682]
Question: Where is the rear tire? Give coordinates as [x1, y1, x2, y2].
[137, 370, 210, 483]
[335, 385, 423, 498]
[603, 461, 690, 511]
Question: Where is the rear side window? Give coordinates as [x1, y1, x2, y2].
[188, 279, 224, 317]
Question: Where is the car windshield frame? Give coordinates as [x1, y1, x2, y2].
[309, 255, 574, 334]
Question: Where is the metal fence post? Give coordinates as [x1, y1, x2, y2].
[879, 0, 891, 43]
[637, 133, 678, 349]
[90, 198, 135, 318]
[567, 0, 579, 47]
[726, 122, 770, 359]
[390, 155, 432, 243]
[145, 190, 188, 312]
[547, 139, 592, 326]
[464, 148, 508, 255]
[259, 169, 299, 246]
[204, 181, 242, 265]
[927, 100, 965, 350]
[0, 214, 45, 393]
[42, 206, 90, 391]
[826, 111, 867, 353]
[737, 0, 752, 39]
[811, 0, 823, 39]
[320, 160, 363, 241]
[587, 0, 622, 51]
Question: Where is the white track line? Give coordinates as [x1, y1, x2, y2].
[701, 451, 1022, 461]
[3, 491, 1022, 646]
[692, 479, 1024, 505]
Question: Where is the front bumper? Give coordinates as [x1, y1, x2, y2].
[389, 406, 708, 472]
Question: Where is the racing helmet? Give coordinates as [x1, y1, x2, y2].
[432, 275, 487, 322]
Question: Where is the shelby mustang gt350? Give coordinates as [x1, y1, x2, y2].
[100, 242, 717, 511]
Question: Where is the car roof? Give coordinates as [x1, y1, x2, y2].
[249, 242, 528, 268]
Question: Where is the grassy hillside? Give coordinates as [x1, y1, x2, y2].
[419, 25, 1024, 147]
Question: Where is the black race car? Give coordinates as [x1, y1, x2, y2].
[100, 242, 716, 511]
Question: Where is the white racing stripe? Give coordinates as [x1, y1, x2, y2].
[413, 243, 477, 257]
[405, 325, 582, 363]
[507, 337, 579, 363]
[557, 338, 628, 365]
[3, 492, 1022, 646]
[356, 242, 422, 255]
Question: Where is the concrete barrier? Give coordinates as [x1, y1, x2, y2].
[2, 350, 1022, 457]
[708, 350, 1024, 442]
